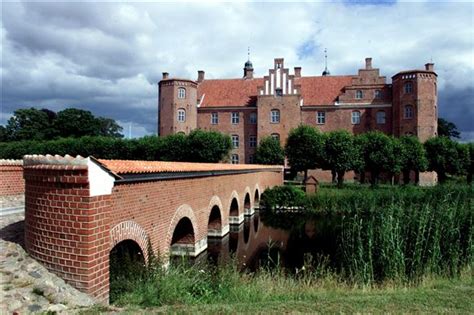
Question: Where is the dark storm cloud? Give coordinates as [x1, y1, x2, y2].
[1, 2, 473, 140]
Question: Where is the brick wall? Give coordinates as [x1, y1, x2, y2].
[0, 160, 24, 197]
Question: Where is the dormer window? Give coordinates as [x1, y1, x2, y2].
[356, 90, 363, 99]
[275, 88, 283, 96]
[404, 82, 413, 94]
[177, 87, 186, 99]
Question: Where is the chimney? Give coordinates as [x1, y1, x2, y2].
[365, 57, 372, 69]
[197, 70, 205, 82]
[294, 67, 301, 78]
[425, 63, 434, 71]
[162, 72, 169, 80]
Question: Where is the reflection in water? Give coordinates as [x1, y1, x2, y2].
[192, 210, 341, 273]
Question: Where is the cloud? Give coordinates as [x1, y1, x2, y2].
[1, 1, 473, 138]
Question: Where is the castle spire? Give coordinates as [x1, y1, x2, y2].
[243, 46, 254, 79]
[322, 48, 330, 76]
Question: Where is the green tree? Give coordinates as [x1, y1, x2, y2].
[97, 117, 124, 138]
[0, 126, 8, 142]
[324, 130, 360, 187]
[159, 133, 190, 162]
[187, 129, 232, 163]
[285, 125, 325, 183]
[255, 136, 285, 165]
[424, 136, 464, 183]
[467, 143, 474, 184]
[360, 131, 401, 186]
[4, 108, 57, 141]
[55, 108, 123, 138]
[399, 135, 428, 184]
[438, 118, 460, 139]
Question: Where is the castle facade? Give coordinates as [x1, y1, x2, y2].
[158, 57, 437, 164]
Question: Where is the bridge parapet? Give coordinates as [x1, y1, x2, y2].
[23, 155, 283, 303]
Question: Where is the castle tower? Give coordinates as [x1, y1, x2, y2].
[392, 63, 438, 141]
[158, 72, 198, 136]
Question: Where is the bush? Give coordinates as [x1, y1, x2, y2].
[260, 185, 307, 213]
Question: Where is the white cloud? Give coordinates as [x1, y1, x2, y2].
[1, 1, 473, 135]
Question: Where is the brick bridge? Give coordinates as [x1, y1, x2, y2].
[22, 155, 283, 302]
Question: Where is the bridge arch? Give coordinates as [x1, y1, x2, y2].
[243, 186, 253, 216]
[167, 204, 204, 256]
[254, 184, 261, 208]
[228, 190, 243, 224]
[110, 221, 149, 261]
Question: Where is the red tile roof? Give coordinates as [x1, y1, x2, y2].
[198, 78, 263, 107]
[197, 76, 353, 107]
[98, 159, 282, 175]
[297, 76, 353, 105]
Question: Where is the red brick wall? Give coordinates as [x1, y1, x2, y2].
[109, 170, 283, 258]
[24, 165, 111, 302]
[0, 162, 24, 197]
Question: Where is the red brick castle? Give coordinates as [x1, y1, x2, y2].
[158, 56, 437, 164]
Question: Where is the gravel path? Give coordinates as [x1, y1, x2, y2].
[0, 212, 96, 314]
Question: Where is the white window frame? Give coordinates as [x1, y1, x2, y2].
[231, 154, 239, 164]
[177, 108, 186, 122]
[231, 135, 239, 148]
[248, 154, 255, 164]
[249, 135, 257, 148]
[356, 90, 363, 99]
[249, 112, 257, 124]
[376, 111, 386, 124]
[316, 111, 326, 125]
[231, 112, 239, 124]
[404, 105, 414, 119]
[271, 133, 280, 142]
[270, 109, 280, 123]
[351, 111, 361, 125]
[211, 112, 218, 125]
[177, 87, 186, 99]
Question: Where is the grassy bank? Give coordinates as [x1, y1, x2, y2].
[106, 184, 472, 312]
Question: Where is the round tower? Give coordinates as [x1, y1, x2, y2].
[158, 73, 198, 136]
[391, 63, 437, 142]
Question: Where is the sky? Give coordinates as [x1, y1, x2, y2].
[1, 1, 473, 140]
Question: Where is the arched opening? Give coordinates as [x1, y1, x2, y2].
[170, 217, 195, 256]
[109, 240, 145, 303]
[254, 190, 260, 209]
[230, 198, 239, 217]
[208, 205, 222, 237]
[244, 193, 251, 215]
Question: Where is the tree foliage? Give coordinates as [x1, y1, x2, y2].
[255, 136, 285, 165]
[186, 129, 232, 163]
[424, 137, 464, 183]
[324, 130, 361, 186]
[399, 136, 428, 184]
[285, 125, 325, 182]
[438, 118, 460, 139]
[2, 107, 123, 141]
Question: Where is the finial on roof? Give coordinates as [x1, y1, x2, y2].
[322, 48, 330, 76]
[244, 46, 253, 69]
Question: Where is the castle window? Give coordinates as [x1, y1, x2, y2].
[316, 111, 326, 124]
[249, 135, 257, 148]
[270, 109, 280, 123]
[231, 112, 239, 124]
[271, 133, 280, 142]
[211, 112, 218, 124]
[404, 105, 414, 119]
[177, 108, 186, 122]
[376, 111, 386, 124]
[248, 154, 255, 164]
[231, 154, 239, 164]
[177, 87, 186, 99]
[356, 90, 363, 99]
[404, 82, 413, 94]
[276, 88, 283, 96]
[375, 90, 382, 99]
[351, 111, 361, 124]
[232, 135, 239, 148]
[250, 112, 257, 124]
